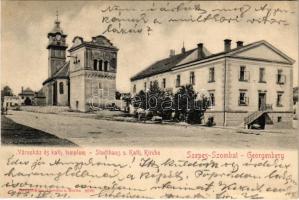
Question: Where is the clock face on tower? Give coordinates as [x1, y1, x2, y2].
[56, 34, 61, 41]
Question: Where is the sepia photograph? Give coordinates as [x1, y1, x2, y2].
[0, 1, 298, 199]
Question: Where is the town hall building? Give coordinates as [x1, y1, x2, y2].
[131, 39, 295, 128]
[42, 14, 118, 112]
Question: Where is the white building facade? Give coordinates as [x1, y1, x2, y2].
[131, 40, 294, 128]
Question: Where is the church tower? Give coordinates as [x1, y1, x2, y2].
[47, 12, 68, 77]
[69, 35, 118, 112]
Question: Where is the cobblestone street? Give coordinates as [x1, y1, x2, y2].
[2, 110, 298, 149]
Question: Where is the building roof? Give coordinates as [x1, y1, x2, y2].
[48, 19, 65, 36]
[131, 40, 295, 81]
[131, 48, 208, 81]
[69, 35, 118, 52]
[19, 87, 35, 96]
[43, 61, 69, 85]
[175, 40, 295, 69]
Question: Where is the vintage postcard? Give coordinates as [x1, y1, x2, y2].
[1, 0, 298, 199]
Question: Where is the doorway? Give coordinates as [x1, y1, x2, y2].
[258, 92, 266, 111]
[24, 97, 32, 105]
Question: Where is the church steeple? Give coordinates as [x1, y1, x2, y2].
[47, 11, 68, 77]
[48, 10, 64, 37]
[50, 10, 64, 35]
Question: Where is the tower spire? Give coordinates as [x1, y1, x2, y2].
[50, 9, 63, 34]
[56, 10, 59, 22]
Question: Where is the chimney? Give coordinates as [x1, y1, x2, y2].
[21, 87, 24, 93]
[236, 41, 244, 48]
[224, 39, 232, 52]
[169, 49, 175, 57]
[197, 43, 204, 59]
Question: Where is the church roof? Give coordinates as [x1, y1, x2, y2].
[69, 35, 118, 52]
[48, 19, 66, 36]
[42, 61, 69, 85]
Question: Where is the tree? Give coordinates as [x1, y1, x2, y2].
[131, 82, 209, 123]
[147, 81, 169, 115]
[1, 85, 14, 105]
[173, 84, 209, 124]
[1, 85, 13, 98]
[132, 90, 147, 110]
[132, 81, 172, 118]
[115, 91, 122, 100]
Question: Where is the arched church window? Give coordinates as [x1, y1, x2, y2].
[99, 60, 103, 71]
[59, 82, 64, 94]
[104, 61, 109, 72]
[93, 60, 97, 70]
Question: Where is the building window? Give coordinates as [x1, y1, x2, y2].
[239, 66, 249, 81]
[208, 91, 215, 107]
[176, 75, 181, 87]
[259, 68, 266, 83]
[150, 81, 153, 87]
[276, 92, 283, 107]
[162, 78, 166, 89]
[277, 116, 282, 122]
[277, 69, 285, 84]
[111, 58, 116, 70]
[99, 60, 103, 71]
[133, 84, 136, 93]
[209, 67, 215, 82]
[104, 61, 109, 71]
[93, 60, 97, 70]
[144, 82, 147, 91]
[190, 71, 195, 85]
[59, 82, 64, 94]
[99, 82, 102, 89]
[239, 90, 248, 106]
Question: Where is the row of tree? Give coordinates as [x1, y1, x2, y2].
[130, 81, 211, 124]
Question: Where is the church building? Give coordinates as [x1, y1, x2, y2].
[42, 14, 118, 112]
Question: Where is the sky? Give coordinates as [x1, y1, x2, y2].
[1, 1, 298, 94]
